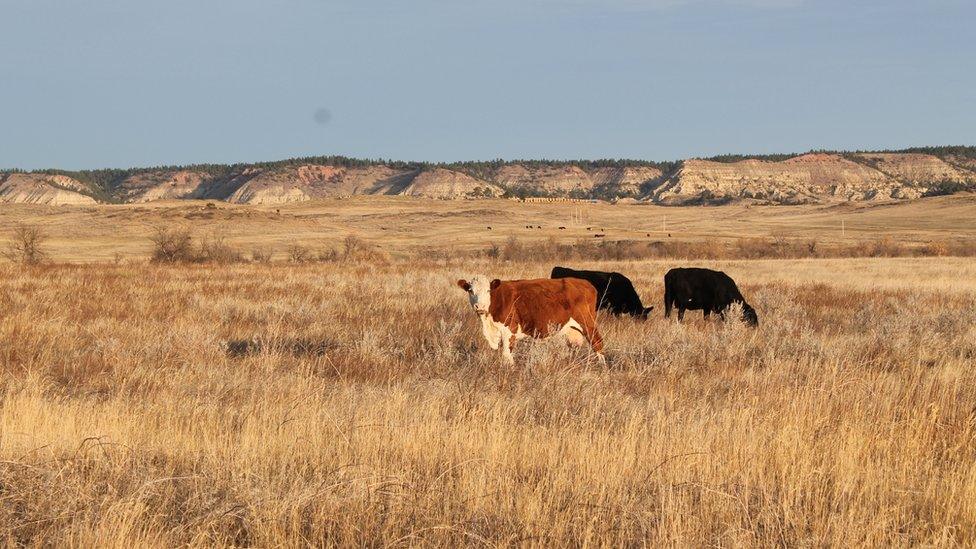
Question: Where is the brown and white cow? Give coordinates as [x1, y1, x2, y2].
[456, 276, 605, 364]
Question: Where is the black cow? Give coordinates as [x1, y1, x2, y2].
[551, 267, 653, 319]
[664, 268, 758, 326]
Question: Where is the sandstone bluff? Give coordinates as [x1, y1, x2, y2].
[2, 147, 974, 206]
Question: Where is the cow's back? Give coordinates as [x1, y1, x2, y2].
[552, 266, 643, 314]
[666, 267, 743, 305]
[492, 278, 597, 336]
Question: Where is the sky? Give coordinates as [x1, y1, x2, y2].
[1, 0, 973, 170]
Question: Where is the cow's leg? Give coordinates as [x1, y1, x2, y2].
[664, 290, 673, 318]
[576, 316, 605, 364]
[703, 308, 711, 320]
[677, 307, 685, 322]
[500, 326, 516, 365]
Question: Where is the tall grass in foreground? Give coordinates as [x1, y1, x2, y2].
[1, 259, 976, 546]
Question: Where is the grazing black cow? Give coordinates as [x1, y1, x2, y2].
[551, 266, 653, 319]
[664, 268, 758, 326]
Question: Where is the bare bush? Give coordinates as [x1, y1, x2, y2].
[501, 235, 523, 261]
[340, 235, 389, 263]
[198, 233, 244, 264]
[287, 244, 312, 263]
[485, 241, 500, 259]
[342, 235, 363, 258]
[250, 248, 273, 263]
[922, 241, 949, 257]
[3, 225, 48, 265]
[946, 239, 976, 257]
[150, 227, 195, 263]
[317, 248, 340, 262]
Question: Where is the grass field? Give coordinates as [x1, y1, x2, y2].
[1, 197, 976, 546]
[1, 194, 975, 262]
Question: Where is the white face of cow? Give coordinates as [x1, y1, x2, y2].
[456, 275, 493, 316]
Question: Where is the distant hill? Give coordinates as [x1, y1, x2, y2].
[2, 146, 974, 206]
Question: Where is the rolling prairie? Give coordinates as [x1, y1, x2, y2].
[1, 197, 976, 545]
[1, 193, 975, 262]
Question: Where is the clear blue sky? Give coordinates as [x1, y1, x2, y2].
[1, 0, 973, 170]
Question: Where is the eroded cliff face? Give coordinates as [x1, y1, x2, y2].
[590, 166, 664, 196]
[118, 170, 211, 202]
[398, 168, 502, 199]
[223, 165, 422, 204]
[5, 150, 974, 206]
[856, 153, 976, 185]
[492, 165, 597, 195]
[0, 174, 98, 205]
[649, 154, 929, 204]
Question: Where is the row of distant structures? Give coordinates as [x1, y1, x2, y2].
[515, 197, 602, 204]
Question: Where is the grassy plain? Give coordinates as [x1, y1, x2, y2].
[0, 193, 974, 262]
[1, 196, 975, 546]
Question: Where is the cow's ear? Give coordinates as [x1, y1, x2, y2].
[456, 279, 471, 292]
[490, 279, 501, 290]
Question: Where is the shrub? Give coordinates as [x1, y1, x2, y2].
[317, 249, 340, 262]
[501, 236, 524, 261]
[251, 248, 273, 263]
[287, 244, 312, 263]
[4, 225, 48, 265]
[485, 242, 500, 259]
[199, 233, 244, 264]
[340, 235, 389, 263]
[342, 235, 364, 258]
[150, 227, 195, 263]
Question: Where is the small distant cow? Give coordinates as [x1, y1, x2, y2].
[664, 268, 758, 326]
[487, 226, 492, 230]
[594, 234, 606, 238]
[558, 226, 566, 230]
[551, 267, 653, 319]
[456, 276, 605, 364]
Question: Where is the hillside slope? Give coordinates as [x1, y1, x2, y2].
[0, 173, 99, 205]
[650, 154, 932, 204]
[398, 168, 502, 199]
[3, 147, 974, 205]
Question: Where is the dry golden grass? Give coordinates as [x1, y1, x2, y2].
[2, 256, 976, 546]
[1, 193, 975, 262]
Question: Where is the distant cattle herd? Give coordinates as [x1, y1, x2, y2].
[457, 266, 757, 364]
